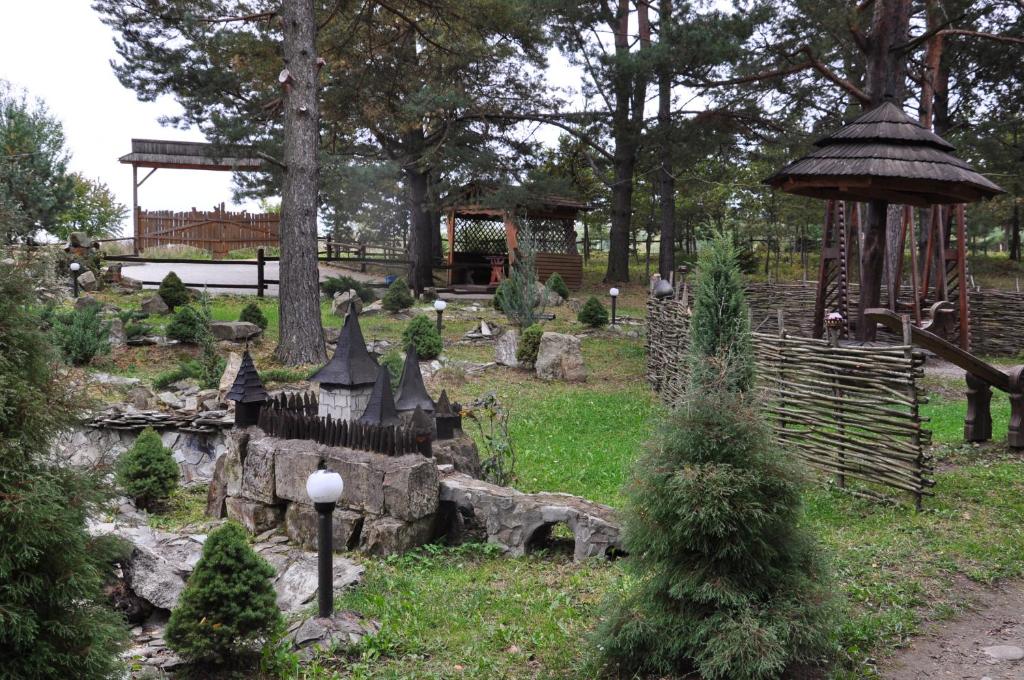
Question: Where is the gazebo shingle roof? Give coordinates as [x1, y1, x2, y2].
[226, 351, 269, 404]
[310, 308, 379, 387]
[765, 101, 1004, 206]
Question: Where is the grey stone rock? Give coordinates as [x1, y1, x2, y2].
[77, 269, 98, 291]
[127, 386, 156, 409]
[157, 391, 183, 409]
[141, 295, 170, 315]
[983, 645, 1024, 661]
[361, 300, 384, 316]
[495, 329, 519, 368]
[535, 332, 586, 383]
[124, 543, 189, 611]
[433, 435, 482, 478]
[267, 549, 363, 613]
[74, 294, 100, 311]
[360, 515, 438, 556]
[218, 351, 242, 400]
[284, 503, 363, 551]
[206, 454, 228, 518]
[90, 371, 140, 387]
[240, 435, 276, 503]
[289, 611, 381, 659]
[225, 497, 284, 535]
[108, 318, 126, 348]
[210, 321, 262, 341]
[331, 289, 363, 317]
[380, 455, 439, 521]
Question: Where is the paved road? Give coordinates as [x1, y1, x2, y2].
[123, 261, 381, 296]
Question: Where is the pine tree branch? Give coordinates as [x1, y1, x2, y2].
[937, 28, 1024, 46]
[800, 46, 871, 104]
[682, 60, 813, 87]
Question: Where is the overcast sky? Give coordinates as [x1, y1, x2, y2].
[0, 2, 587, 238]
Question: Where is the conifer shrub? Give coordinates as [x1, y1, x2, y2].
[51, 304, 111, 365]
[546, 272, 570, 300]
[381, 350, 404, 388]
[165, 522, 283, 663]
[516, 323, 544, 365]
[577, 296, 608, 327]
[401, 315, 443, 360]
[382, 277, 414, 312]
[0, 263, 128, 678]
[492, 278, 513, 311]
[158, 271, 190, 310]
[166, 305, 208, 344]
[595, 236, 834, 680]
[238, 301, 268, 329]
[115, 427, 179, 510]
[321, 274, 376, 302]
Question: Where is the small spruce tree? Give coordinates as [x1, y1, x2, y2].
[165, 522, 283, 664]
[546, 272, 570, 300]
[51, 304, 111, 365]
[595, 236, 834, 680]
[516, 323, 544, 365]
[166, 305, 208, 343]
[115, 427, 179, 510]
[402, 315, 443, 359]
[158, 271, 190, 310]
[577, 296, 609, 327]
[239, 301, 268, 329]
[382, 277, 414, 312]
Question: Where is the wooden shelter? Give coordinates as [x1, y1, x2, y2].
[119, 139, 277, 257]
[443, 184, 588, 289]
[765, 101, 1004, 347]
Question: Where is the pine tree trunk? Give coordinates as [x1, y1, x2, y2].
[275, 0, 326, 365]
[656, 0, 675, 280]
[405, 165, 433, 294]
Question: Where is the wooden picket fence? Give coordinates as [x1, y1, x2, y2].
[135, 205, 279, 258]
[646, 294, 934, 507]
[258, 399, 426, 456]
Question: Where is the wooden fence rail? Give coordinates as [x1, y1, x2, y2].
[135, 206, 279, 258]
[646, 294, 934, 507]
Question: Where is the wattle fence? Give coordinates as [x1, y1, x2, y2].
[646, 294, 934, 507]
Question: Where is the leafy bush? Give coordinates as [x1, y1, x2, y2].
[166, 305, 208, 344]
[516, 323, 543, 365]
[595, 236, 834, 680]
[115, 427, 178, 510]
[238, 301, 268, 330]
[0, 263, 128, 678]
[321, 274, 376, 303]
[51, 305, 111, 365]
[577, 296, 608, 328]
[546, 272, 570, 300]
[158, 271, 190, 310]
[382, 277, 414, 312]
[380, 350, 404, 388]
[165, 522, 283, 663]
[401, 315, 443, 360]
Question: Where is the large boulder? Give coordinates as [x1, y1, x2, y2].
[360, 515, 438, 556]
[535, 332, 586, 382]
[108, 318, 126, 348]
[495, 329, 519, 368]
[77, 269, 98, 291]
[141, 295, 170, 315]
[433, 435, 482, 478]
[331, 289, 363, 317]
[217, 351, 243, 400]
[210, 321, 262, 341]
[284, 503, 363, 551]
[381, 455, 439, 521]
[225, 497, 284, 534]
[74, 294, 100, 311]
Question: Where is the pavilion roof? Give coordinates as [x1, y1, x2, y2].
[226, 351, 269, 404]
[310, 308, 379, 387]
[765, 102, 1004, 206]
[119, 138, 264, 172]
[394, 346, 435, 413]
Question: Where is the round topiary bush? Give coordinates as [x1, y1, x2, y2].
[115, 427, 179, 510]
[166, 305, 208, 344]
[401, 315, 443, 360]
[546, 272, 570, 300]
[577, 296, 609, 328]
[158, 271, 190, 310]
[238, 301, 268, 329]
[516, 323, 544, 365]
[382, 277, 414, 312]
[165, 522, 282, 664]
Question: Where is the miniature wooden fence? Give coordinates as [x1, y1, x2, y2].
[646, 295, 934, 506]
[135, 206, 279, 258]
[257, 404, 426, 456]
[267, 391, 318, 416]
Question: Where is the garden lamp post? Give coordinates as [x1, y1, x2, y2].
[433, 299, 447, 334]
[306, 468, 344, 618]
[69, 262, 81, 298]
[609, 287, 619, 326]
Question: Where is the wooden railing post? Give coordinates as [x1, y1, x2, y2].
[326, 234, 333, 260]
[257, 248, 265, 298]
[360, 244, 367, 273]
[965, 372, 993, 443]
[1008, 366, 1024, 449]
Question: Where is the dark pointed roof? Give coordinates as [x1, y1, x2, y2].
[435, 389, 453, 416]
[358, 367, 399, 426]
[226, 351, 269, 404]
[394, 346, 435, 413]
[310, 307, 379, 387]
[765, 101, 1004, 207]
[410, 405, 433, 433]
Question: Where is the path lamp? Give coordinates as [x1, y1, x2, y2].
[609, 287, 620, 326]
[69, 262, 81, 298]
[433, 299, 447, 334]
[306, 468, 344, 618]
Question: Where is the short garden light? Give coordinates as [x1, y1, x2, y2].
[306, 468, 344, 618]
[609, 287, 620, 326]
[69, 262, 81, 298]
[433, 298, 447, 334]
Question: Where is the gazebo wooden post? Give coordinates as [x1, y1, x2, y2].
[906, 205, 922, 326]
[132, 164, 140, 255]
[445, 208, 456, 286]
[956, 204, 971, 350]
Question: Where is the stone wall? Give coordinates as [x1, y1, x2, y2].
[318, 384, 374, 421]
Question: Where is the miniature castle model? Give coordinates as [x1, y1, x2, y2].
[359, 366, 401, 427]
[227, 350, 269, 426]
[394, 345, 435, 417]
[310, 308, 379, 421]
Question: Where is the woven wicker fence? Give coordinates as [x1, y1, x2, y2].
[646, 295, 934, 506]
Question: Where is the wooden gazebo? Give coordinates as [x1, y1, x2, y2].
[765, 101, 1004, 346]
[443, 184, 587, 289]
